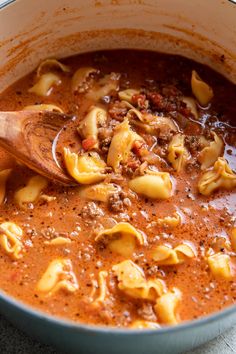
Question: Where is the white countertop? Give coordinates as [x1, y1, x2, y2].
[0, 314, 235, 353]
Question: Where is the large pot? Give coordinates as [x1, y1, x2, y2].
[0, 1, 236, 353]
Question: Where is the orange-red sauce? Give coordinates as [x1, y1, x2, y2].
[0, 50, 235, 327]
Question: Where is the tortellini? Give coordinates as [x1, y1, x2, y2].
[63, 148, 106, 184]
[191, 70, 214, 106]
[0, 168, 12, 204]
[14, 175, 48, 208]
[72, 67, 98, 92]
[23, 104, 64, 113]
[0, 222, 23, 259]
[28, 73, 61, 96]
[44, 237, 72, 246]
[78, 183, 118, 202]
[118, 89, 139, 103]
[112, 260, 166, 301]
[36, 58, 70, 77]
[130, 320, 160, 329]
[151, 243, 195, 265]
[86, 73, 120, 101]
[198, 157, 236, 196]
[157, 212, 181, 228]
[37, 259, 78, 295]
[95, 222, 147, 257]
[77, 106, 107, 149]
[129, 171, 172, 199]
[107, 119, 143, 171]
[198, 132, 224, 170]
[231, 227, 236, 252]
[91, 271, 108, 306]
[154, 288, 182, 325]
[168, 134, 189, 172]
[207, 252, 232, 280]
[182, 97, 198, 119]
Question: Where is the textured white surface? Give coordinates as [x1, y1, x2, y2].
[0, 314, 235, 353]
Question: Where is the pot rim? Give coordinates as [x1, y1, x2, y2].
[0, 0, 236, 337]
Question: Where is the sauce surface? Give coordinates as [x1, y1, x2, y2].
[0, 50, 235, 328]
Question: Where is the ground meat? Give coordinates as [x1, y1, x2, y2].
[108, 191, 131, 212]
[137, 303, 157, 322]
[131, 93, 148, 109]
[81, 202, 104, 219]
[108, 100, 128, 121]
[185, 136, 201, 154]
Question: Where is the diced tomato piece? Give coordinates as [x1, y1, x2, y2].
[82, 138, 97, 151]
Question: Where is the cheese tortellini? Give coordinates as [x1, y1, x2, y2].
[157, 212, 181, 228]
[77, 106, 107, 149]
[112, 260, 166, 301]
[191, 70, 214, 106]
[168, 134, 189, 172]
[129, 171, 172, 199]
[182, 97, 198, 119]
[36, 58, 70, 77]
[37, 259, 78, 295]
[207, 252, 232, 280]
[198, 157, 236, 196]
[78, 183, 118, 202]
[86, 73, 120, 101]
[72, 67, 98, 92]
[107, 119, 143, 171]
[130, 320, 160, 329]
[29, 73, 61, 96]
[198, 132, 224, 170]
[95, 222, 147, 257]
[118, 89, 139, 103]
[23, 104, 64, 113]
[63, 148, 106, 184]
[152, 243, 195, 265]
[154, 288, 182, 325]
[0, 222, 23, 259]
[91, 271, 109, 306]
[14, 175, 48, 208]
[0, 168, 12, 205]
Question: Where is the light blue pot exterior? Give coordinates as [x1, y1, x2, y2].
[0, 0, 236, 353]
[1, 289, 236, 354]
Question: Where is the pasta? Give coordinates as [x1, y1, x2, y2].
[14, 175, 48, 208]
[191, 70, 214, 106]
[0, 222, 23, 259]
[91, 271, 108, 306]
[36, 58, 70, 77]
[107, 119, 143, 171]
[154, 288, 182, 325]
[168, 134, 189, 172]
[207, 253, 232, 280]
[182, 97, 198, 119]
[23, 104, 64, 113]
[231, 227, 236, 252]
[157, 212, 181, 228]
[152, 243, 195, 265]
[198, 157, 236, 196]
[198, 132, 224, 170]
[130, 320, 160, 329]
[28, 73, 61, 96]
[44, 237, 72, 246]
[0, 169, 12, 205]
[71, 67, 98, 92]
[78, 183, 118, 202]
[129, 171, 172, 199]
[86, 73, 120, 101]
[118, 89, 139, 103]
[77, 106, 107, 149]
[95, 222, 147, 257]
[37, 259, 78, 295]
[63, 148, 106, 184]
[112, 260, 166, 301]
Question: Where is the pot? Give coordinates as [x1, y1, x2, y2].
[0, 1, 236, 353]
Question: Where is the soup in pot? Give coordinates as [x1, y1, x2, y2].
[0, 50, 235, 328]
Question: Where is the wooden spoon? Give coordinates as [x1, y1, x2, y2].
[0, 111, 76, 185]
